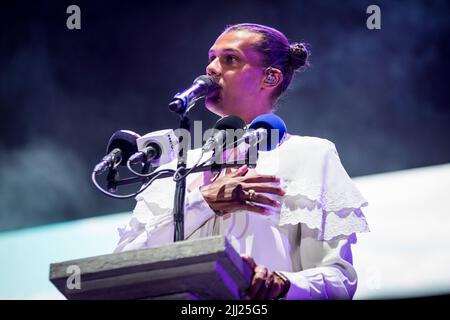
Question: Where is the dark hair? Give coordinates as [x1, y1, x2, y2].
[223, 23, 309, 101]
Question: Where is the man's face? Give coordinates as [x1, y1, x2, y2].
[205, 30, 266, 122]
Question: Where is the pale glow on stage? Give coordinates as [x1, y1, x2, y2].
[353, 163, 450, 299]
[0, 163, 449, 299]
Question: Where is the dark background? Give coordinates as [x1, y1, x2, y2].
[1, 0, 449, 232]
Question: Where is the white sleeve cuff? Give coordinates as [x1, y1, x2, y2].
[183, 186, 216, 236]
[186, 186, 216, 216]
[279, 271, 311, 300]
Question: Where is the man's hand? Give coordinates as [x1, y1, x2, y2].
[199, 165, 285, 215]
[241, 255, 290, 300]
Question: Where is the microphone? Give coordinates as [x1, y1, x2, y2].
[168, 75, 219, 114]
[245, 113, 287, 151]
[130, 129, 179, 167]
[94, 130, 141, 175]
[203, 115, 246, 152]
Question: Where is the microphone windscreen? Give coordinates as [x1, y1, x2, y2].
[106, 130, 141, 165]
[207, 115, 246, 150]
[249, 113, 287, 151]
[214, 115, 246, 131]
[194, 75, 219, 94]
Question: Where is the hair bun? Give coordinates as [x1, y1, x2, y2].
[288, 42, 309, 70]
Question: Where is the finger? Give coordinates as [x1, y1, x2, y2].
[243, 183, 286, 196]
[225, 167, 233, 175]
[246, 266, 268, 300]
[255, 273, 274, 300]
[235, 201, 269, 215]
[231, 183, 244, 201]
[266, 278, 282, 299]
[243, 175, 280, 183]
[255, 279, 271, 300]
[232, 165, 249, 177]
[244, 191, 281, 207]
[241, 255, 257, 269]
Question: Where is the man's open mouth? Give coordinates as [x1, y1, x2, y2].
[207, 88, 221, 102]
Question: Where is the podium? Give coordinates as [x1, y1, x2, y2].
[49, 235, 253, 300]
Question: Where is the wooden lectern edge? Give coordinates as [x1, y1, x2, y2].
[49, 235, 253, 300]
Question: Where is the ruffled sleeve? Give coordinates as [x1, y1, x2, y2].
[278, 137, 369, 241]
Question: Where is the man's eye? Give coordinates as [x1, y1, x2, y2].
[208, 56, 216, 64]
[225, 55, 239, 63]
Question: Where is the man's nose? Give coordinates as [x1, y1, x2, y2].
[206, 58, 221, 78]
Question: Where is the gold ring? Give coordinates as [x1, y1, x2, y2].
[248, 189, 256, 201]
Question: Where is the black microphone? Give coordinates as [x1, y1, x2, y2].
[202, 115, 246, 152]
[128, 144, 161, 166]
[168, 75, 219, 114]
[128, 129, 179, 167]
[94, 130, 141, 175]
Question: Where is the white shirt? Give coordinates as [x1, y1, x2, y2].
[114, 134, 370, 299]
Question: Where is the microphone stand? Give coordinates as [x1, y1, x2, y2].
[106, 168, 119, 193]
[173, 114, 190, 242]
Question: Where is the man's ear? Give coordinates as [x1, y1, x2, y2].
[261, 67, 283, 89]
